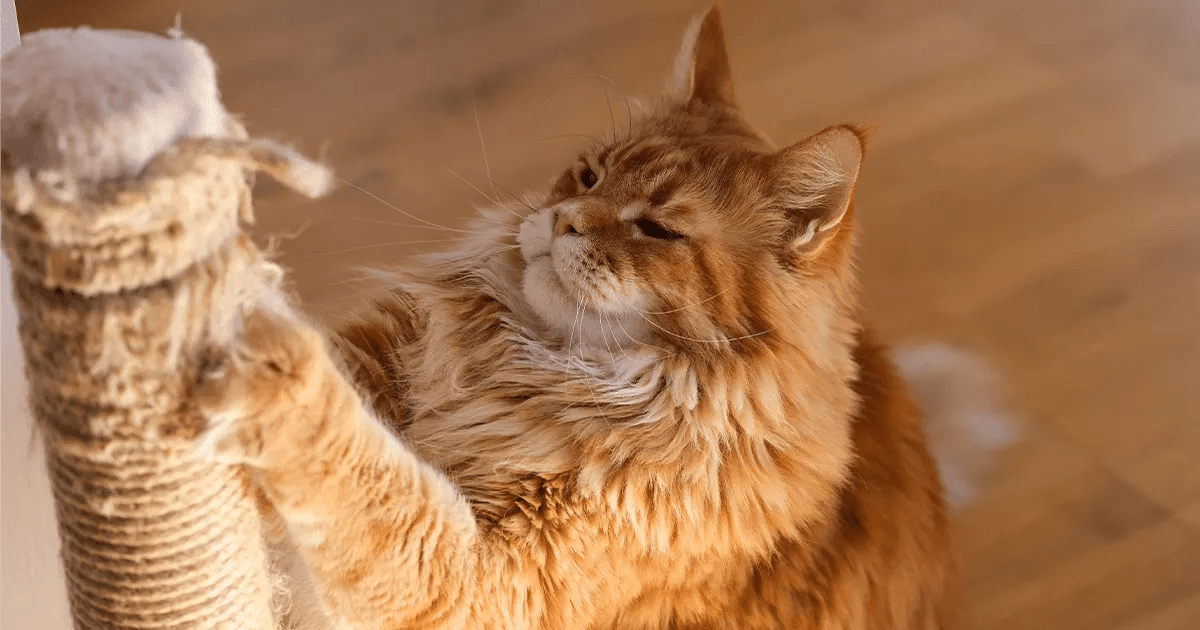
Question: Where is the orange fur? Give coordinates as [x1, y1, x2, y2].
[197, 4, 964, 628]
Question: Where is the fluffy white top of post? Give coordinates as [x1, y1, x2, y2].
[1, 27, 231, 193]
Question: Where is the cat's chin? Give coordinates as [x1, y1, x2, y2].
[521, 256, 650, 349]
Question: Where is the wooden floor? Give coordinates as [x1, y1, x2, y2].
[12, 0, 1200, 627]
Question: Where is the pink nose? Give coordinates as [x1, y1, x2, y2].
[554, 211, 581, 237]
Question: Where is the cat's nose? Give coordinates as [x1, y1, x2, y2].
[554, 211, 582, 237]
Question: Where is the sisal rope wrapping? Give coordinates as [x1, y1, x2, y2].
[2, 29, 333, 629]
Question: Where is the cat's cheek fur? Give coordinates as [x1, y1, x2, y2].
[522, 255, 577, 335]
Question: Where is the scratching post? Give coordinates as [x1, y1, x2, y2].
[2, 28, 331, 628]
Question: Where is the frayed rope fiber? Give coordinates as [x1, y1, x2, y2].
[2, 27, 332, 629]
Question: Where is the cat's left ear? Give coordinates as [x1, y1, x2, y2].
[773, 125, 868, 254]
[668, 1, 737, 109]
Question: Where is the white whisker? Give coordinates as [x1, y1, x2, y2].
[423, 245, 521, 267]
[350, 216, 515, 237]
[318, 276, 376, 288]
[490, 180, 539, 214]
[640, 287, 733, 315]
[306, 239, 463, 258]
[596, 74, 617, 135]
[587, 73, 634, 139]
[599, 309, 630, 364]
[471, 97, 517, 221]
[613, 291, 775, 345]
[337, 178, 489, 235]
[443, 167, 523, 221]
[609, 310, 665, 353]
[569, 300, 613, 424]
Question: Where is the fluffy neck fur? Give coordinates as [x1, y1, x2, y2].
[351, 202, 862, 562]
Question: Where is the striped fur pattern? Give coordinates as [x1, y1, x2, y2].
[196, 4, 969, 628]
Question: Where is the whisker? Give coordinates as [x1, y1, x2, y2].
[305, 240, 427, 258]
[613, 292, 775, 345]
[609, 310, 665, 353]
[595, 308, 616, 362]
[536, 132, 603, 144]
[471, 97, 512, 219]
[349, 215, 516, 237]
[639, 287, 733, 315]
[596, 74, 617, 134]
[305, 238, 517, 259]
[644, 312, 774, 345]
[523, 190, 547, 208]
[443, 167, 523, 220]
[571, 297, 586, 350]
[337, 178, 487, 235]
[318, 276, 377, 288]
[542, 81, 566, 104]
[601, 309, 634, 363]
[587, 73, 634, 138]
[570, 300, 613, 425]
[490, 180, 538, 213]
[568, 303, 588, 373]
[426, 243, 521, 259]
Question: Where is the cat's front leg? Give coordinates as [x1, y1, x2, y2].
[194, 308, 480, 629]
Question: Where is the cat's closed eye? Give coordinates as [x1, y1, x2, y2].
[635, 218, 684, 240]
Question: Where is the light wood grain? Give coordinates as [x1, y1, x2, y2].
[12, 0, 1200, 628]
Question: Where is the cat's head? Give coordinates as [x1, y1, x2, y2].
[517, 2, 867, 355]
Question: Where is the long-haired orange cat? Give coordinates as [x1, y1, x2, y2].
[196, 3, 1013, 628]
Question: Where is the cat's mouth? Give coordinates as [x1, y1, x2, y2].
[513, 210, 599, 342]
[514, 209, 651, 347]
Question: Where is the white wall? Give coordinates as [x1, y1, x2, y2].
[2, 2, 75, 625]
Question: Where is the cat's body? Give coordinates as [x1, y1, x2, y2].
[341, 280, 962, 630]
[196, 4, 1007, 628]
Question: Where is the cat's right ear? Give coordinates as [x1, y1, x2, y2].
[666, 2, 737, 109]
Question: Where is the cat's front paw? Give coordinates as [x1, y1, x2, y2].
[194, 307, 327, 466]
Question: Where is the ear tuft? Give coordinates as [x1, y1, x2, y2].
[775, 125, 867, 254]
[668, 2, 737, 108]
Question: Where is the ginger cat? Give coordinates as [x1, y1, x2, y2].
[196, 4, 1011, 628]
